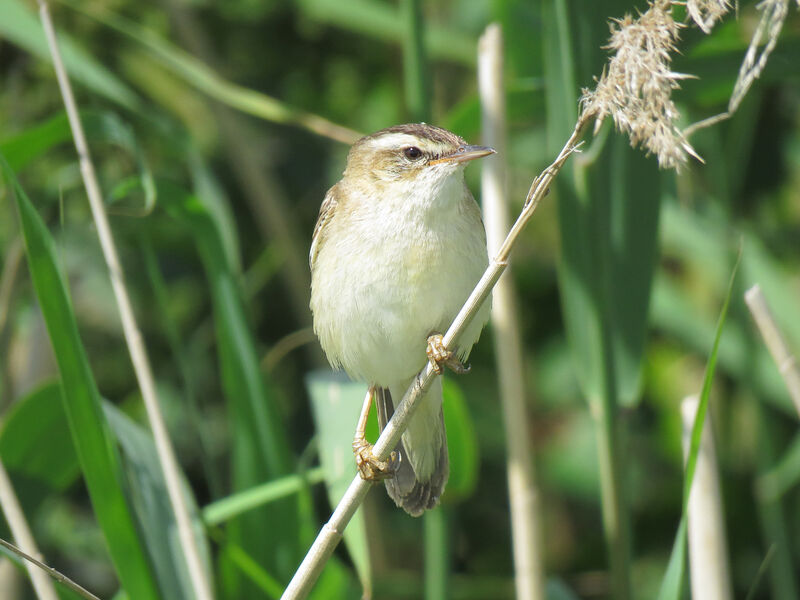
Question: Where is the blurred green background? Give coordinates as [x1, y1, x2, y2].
[0, 0, 799, 598]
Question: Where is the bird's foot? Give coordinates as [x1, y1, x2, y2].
[426, 333, 470, 375]
[353, 437, 397, 482]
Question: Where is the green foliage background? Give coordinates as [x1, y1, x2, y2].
[0, 0, 799, 598]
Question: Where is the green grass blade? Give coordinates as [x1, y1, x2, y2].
[57, 0, 360, 144]
[158, 180, 301, 591]
[140, 234, 223, 498]
[203, 467, 325, 526]
[651, 274, 794, 414]
[657, 199, 800, 415]
[0, 0, 138, 110]
[1, 110, 155, 215]
[0, 382, 79, 499]
[656, 254, 740, 600]
[2, 157, 160, 599]
[103, 403, 211, 600]
[213, 533, 284, 599]
[682, 251, 740, 507]
[440, 379, 479, 501]
[657, 519, 688, 600]
[0, 381, 80, 552]
[0, 378, 208, 599]
[744, 544, 776, 600]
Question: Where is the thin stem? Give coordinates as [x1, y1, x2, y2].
[745, 284, 800, 418]
[37, 4, 213, 599]
[262, 328, 317, 373]
[479, 23, 545, 600]
[0, 460, 59, 600]
[744, 545, 777, 600]
[0, 537, 99, 600]
[280, 95, 593, 600]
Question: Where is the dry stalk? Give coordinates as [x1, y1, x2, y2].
[745, 284, 800, 418]
[584, 0, 796, 161]
[729, 0, 789, 112]
[581, 0, 700, 169]
[262, 327, 317, 373]
[684, 0, 792, 138]
[0, 460, 58, 600]
[479, 23, 545, 600]
[281, 109, 592, 600]
[0, 537, 101, 600]
[37, 3, 213, 599]
[681, 396, 733, 600]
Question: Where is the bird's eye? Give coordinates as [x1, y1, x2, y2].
[403, 146, 423, 160]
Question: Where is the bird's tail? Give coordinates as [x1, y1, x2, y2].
[375, 377, 449, 517]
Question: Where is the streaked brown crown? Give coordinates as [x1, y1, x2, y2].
[356, 123, 466, 148]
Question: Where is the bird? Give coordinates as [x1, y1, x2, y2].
[309, 123, 493, 516]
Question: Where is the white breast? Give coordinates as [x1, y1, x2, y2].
[310, 168, 490, 386]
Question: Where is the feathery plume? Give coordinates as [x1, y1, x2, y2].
[687, 0, 732, 33]
[729, 0, 790, 112]
[580, 1, 700, 170]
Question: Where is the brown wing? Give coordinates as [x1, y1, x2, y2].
[309, 184, 338, 270]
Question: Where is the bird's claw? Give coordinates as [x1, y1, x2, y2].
[426, 333, 470, 375]
[353, 438, 397, 482]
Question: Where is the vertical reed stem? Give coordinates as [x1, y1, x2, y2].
[479, 23, 545, 600]
[681, 396, 733, 600]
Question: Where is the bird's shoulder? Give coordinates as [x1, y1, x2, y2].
[309, 183, 339, 270]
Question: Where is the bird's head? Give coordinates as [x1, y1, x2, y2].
[343, 124, 495, 189]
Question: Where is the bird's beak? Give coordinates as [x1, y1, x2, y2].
[428, 145, 496, 166]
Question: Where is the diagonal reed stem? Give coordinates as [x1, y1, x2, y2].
[0, 537, 100, 600]
[745, 284, 800, 418]
[280, 108, 593, 600]
[36, 3, 213, 599]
